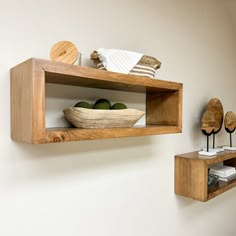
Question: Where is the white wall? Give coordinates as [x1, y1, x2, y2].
[1, 0, 236, 235]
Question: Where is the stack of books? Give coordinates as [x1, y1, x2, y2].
[209, 163, 236, 182]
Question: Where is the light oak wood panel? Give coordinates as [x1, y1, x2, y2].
[39, 58, 182, 93]
[175, 156, 208, 201]
[38, 126, 180, 143]
[146, 89, 182, 128]
[50, 41, 78, 64]
[11, 59, 34, 142]
[11, 59, 46, 143]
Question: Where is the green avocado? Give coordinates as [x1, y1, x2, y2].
[111, 103, 127, 110]
[93, 102, 111, 109]
[74, 101, 92, 109]
[93, 98, 111, 109]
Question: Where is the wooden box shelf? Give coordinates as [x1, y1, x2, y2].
[11, 58, 182, 144]
[175, 150, 236, 202]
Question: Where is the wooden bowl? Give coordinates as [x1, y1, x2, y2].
[63, 107, 145, 128]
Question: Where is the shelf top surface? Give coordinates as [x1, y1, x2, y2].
[14, 58, 183, 93]
[175, 150, 236, 164]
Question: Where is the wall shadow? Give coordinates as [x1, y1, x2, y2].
[7, 135, 156, 187]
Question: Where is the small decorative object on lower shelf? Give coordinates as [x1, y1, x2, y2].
[208, 172, 219, 189]
[209, 163, 236, 176]
[223, 111, 236, 151]
[63, 107, 145, 128]
[199, 98, 224, 156]
[209, 163, 236, 182]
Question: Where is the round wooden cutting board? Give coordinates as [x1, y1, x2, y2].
[50, 41, 78, 64]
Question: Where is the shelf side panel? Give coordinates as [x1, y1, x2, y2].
[175, 156, 208, 201]
[11, 59, 46, 143]
[31, 61, 47, 143]
[147, 89, 182, 129]
[11, 59, 34, 143]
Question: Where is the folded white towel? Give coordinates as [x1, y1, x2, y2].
[97, 48, 143, 74]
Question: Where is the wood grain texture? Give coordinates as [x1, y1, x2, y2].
[175, 150, 236, 201]
[224, 111, 236, 132]
[201, 110, 216, 133]
[205, 98, 224, 133]
[11, 58, 46, 143]
[10, 58, 183, 143]
[146, 90, 182, 128]
[41, 126, 180, 143]
[11, 59, 33, 142]
[50, 41, 78, 64]
[175, 156, 207, 201]
[40, 58, 182, 93]
[176, 150, 236, 165]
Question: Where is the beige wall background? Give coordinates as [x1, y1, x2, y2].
[1, 0, 236, 235]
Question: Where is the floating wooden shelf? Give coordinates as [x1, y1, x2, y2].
[11, 58, 183, 144]
[175, 150, 236, 202]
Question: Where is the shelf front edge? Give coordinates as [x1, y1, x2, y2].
[31, 57, 183, 92]
[38, 126, 182, 143]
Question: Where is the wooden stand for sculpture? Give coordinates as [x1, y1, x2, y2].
[223, 111, 236, 151]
